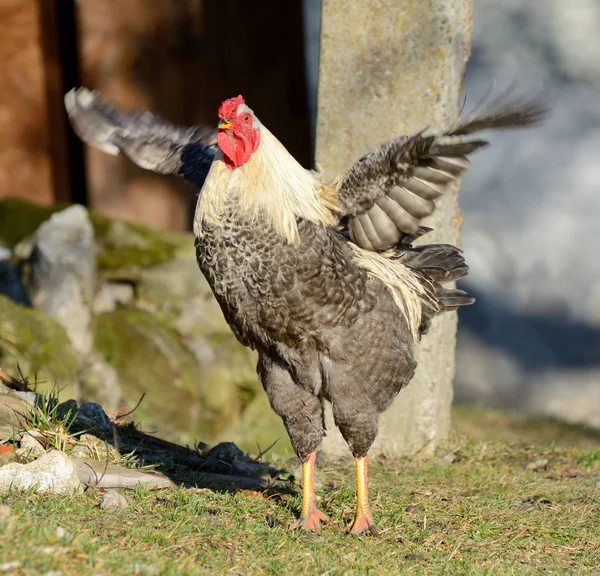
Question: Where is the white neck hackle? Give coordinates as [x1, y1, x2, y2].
[194, 123, 339, 244]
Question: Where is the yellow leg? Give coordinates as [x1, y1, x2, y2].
[289, 451, 330, 533]
[349, 455, 379, 536]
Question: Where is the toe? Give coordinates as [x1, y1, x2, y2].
[289, 507, 330, 533]
[349, 514, 379, 536]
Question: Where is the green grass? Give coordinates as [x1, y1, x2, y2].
[1, 434, 599, 575]
[452, 404, 600, 449]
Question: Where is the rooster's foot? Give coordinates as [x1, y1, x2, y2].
[289, 507, 330, 533]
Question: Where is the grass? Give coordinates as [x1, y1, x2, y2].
[0, 433, 599, 575]
[452, 404, 600, 450]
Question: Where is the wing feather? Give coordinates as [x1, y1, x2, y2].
[64, 87, 217, 185]
[335, 93, 549, 250]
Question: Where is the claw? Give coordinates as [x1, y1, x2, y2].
[349, 511, 379, 536]
[289, 507, 330, 533]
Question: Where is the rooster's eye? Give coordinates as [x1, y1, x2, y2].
[243, 115, 250, 123]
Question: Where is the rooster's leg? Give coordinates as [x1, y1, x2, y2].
[349, 455, 379, 535]
[289, 451, 330, 533]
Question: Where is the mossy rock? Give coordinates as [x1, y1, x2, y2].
[225, 393, 293, 458]
[0, 198, 191, 275]
[94, 217, 191, 274]
[0, 295, 79, 399]
[94, 309, 258, 445]
[0, 199, 64, 249]
[136, 252, 204, 313]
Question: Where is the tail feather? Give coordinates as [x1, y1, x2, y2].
[399, 243, 470, 283]
[448, 90, 549, 137]
[388, 226, 475, 336]
[436, 288, 475, 310]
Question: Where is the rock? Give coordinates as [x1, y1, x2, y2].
[136, 251, 200, 309]
[96, 216, 190, 275]
[55, 399, 79, 423]
[75, 402, 112, 431]
[12, 391, 38, 407]
[0, 260, 30, 306]
[93, 281, 134, 314]
[0, 295, 80, 400]
[0, 426, 17, 442]
[70, 434, 120, 461]
[54, 526, 72, 540]
[0, 198, 189, 275]
[527, 458, 549, 471]
[16, 432, 46, 460]
[1, 199, 278, 449]
[0, 561, 21, 572]
[205, 442, 270, 478]
[0, 394, 31, 428]
[175, 294, 232, 337]
[0, 378, 38, 409]
[93, 309, 205, 442]
[28, 205, 95, 357]
[79, 353, 121, 414]
[225, 393, 292, 457]
[75, 458, 176, 489]
[99, 489, 128, 511]
[0, 450, 82, 494]
[439, 453, 458, 466]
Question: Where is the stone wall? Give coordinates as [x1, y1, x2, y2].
[0, 199, 291, 454]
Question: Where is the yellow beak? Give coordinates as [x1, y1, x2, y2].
[218, 119, 232, 130]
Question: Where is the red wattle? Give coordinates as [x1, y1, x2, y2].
[217, 129, 259, 169]
[217, 130, 237, 169]
[250, 131, 260, 154]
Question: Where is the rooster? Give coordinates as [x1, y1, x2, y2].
[65, 87, 546, 535]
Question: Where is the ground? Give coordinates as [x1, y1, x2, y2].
[1, 407, 599, 576]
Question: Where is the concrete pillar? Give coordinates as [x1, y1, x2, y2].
[316, 0, 473, 456]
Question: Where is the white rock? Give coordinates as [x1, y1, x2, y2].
[29, 205, 96, 357]
[12, 391, 38, 407]
[100, 489, 128, 511]
[55, 526, 72, 540]
[93, 281, 134, 314]
[16, 432, 46, 460]
[0, 450, 82, 494]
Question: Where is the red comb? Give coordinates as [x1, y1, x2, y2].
[218, 95, 245, 119]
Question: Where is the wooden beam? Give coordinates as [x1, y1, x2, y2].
[37, 0, 87, 205]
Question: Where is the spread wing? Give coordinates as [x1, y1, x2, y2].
[64, 87, 218, 187]
[336, 95, 549, 251]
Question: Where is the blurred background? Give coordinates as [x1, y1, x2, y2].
[0, 0, 598, 449]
